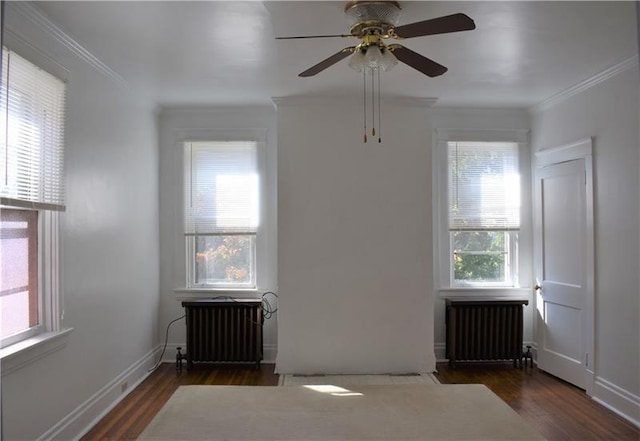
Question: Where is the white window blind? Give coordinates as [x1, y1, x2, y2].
[184, 141, 259, 235]
[448, 141, 520, 231]
[0, 48, 66, 211]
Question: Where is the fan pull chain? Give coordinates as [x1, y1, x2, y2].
[371, 68, 376, 138]
[363, 69, 367, 143]
[377, 67, 381, 143]
[361, 67, 383, 144]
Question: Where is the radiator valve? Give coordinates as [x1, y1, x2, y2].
[521, 345, 533, 369]
[176, 347, 184, 372]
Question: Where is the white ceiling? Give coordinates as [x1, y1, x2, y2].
[32, 1, 638, 109]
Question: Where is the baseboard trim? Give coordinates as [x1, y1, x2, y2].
[162, 343, 278, 364]
[592, 376, 640, 428]
[263, 344, 277, 363]
[434, 343, 446, 362]
[37, 346, 161, 441]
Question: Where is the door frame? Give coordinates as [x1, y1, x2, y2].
[533, 137, 595, 396]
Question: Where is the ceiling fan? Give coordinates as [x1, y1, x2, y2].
[277, 0, 476, 78]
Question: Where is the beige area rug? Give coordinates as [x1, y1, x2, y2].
[280, 373, 440, 386]
[138, 384, 545, 441]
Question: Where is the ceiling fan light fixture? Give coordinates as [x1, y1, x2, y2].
[348, 49, 367, 72]
[364, 44, 384, 68]
[349, 44, 398, 73]
[376, 46, 398, 71]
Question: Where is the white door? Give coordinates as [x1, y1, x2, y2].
[534, 157, 593, 390]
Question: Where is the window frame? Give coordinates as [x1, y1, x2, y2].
[181, 130, 268, 292]
[449, 230, 519, 288]
[432, 128, 530, 295]
[0, 44, 66, 355]
[1, 209, 62, 349]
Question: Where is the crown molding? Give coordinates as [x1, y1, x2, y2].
[530, 55, 638, 114]
[7, 2, 130, 90]
[159, 104, 276, 116]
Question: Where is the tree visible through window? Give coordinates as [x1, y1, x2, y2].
[195, 235, 254, 285]
[448, 141, 520, 286]
[184, 141, 259, 288]
[453, 231, 508, 283]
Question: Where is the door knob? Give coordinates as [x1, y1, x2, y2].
[534, 284, 542, 291]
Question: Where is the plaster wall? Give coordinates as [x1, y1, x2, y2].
[275, 97, 435, 374]
[531, 65, 640, 421]
[2, 4, 160, 439]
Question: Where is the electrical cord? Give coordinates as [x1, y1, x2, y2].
[261, 291, 278, 320]
[148, 314, 185, 372]
[148, 292, 277, 372]
[200, 293, 278, 321]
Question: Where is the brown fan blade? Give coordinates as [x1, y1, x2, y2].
[388, 45, 447, 77]
[393, 13, 476, 39]
[299, 47, 356, 77]
[276, 34, 352, 40]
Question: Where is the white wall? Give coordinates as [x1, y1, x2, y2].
[275, 97, 435, 374]
[531, 65, 640, 423]
[157, 107, 278, 361]
[426, 108, 532, 361]
[2, 3, 160, 440]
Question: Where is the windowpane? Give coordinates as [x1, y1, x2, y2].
[185, 141, 258, 235]
[452, 231, 511, 284]
[1, 290, 32, 338]
[1, 47, 66, 211]
[194, 235, 255, 286]
[2, 237, 30, 288]
[448, 142, 520, 231]
[453, 230, 507, 253]
[0, 208, 38, 340]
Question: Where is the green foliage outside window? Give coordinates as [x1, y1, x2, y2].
[453, 231, 506, 282]
[195, 235, 253, 285]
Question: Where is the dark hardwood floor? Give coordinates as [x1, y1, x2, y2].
[436, 361, 639, 441]
[81, 363, 279, 441]
[82, 362, 639, 440]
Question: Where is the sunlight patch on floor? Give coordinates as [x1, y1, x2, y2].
[280, 373, 440, 386]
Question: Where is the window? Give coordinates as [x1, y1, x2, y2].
[448, 141, 520, 286]
[0, 47, 66, 348]
[433, 129, 527, 289]
[184, 141, 259, 289]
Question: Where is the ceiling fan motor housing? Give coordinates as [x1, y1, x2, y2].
[344, 1, 401, 37]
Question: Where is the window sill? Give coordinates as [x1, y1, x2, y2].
[437, 287, 531, 300]
[0, 328, 74, 377]
[174, 288, 263, 301]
